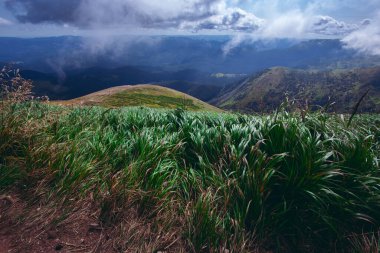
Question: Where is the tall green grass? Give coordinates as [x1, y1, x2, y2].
[1, 102, 379, 252]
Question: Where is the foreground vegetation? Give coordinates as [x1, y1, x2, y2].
[1, 102, 380, 252]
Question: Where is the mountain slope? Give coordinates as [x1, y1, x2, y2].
[54, 84, 221, 111]
[215, 67, 380, 113]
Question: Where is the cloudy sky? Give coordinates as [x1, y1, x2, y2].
[0, 0, 379, 52]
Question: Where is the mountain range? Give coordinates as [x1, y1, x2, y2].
[1, 36, 380, 113]
[215, 67, 380, 113]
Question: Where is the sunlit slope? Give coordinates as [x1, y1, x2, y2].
[215, 67, 380, 113]
[54, 84, 221, 112]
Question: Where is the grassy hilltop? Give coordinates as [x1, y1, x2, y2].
[53, 84, 221, 112]
[1, 102, 380, 252]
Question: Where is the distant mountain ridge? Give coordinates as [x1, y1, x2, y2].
[1, 36, 380, 75]
[214, 67, 380, 113]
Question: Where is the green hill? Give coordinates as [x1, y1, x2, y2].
[215, 67, 380, 113]
[54, 84, 221, 112]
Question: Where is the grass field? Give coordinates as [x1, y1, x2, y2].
[1, 102, 380, 252]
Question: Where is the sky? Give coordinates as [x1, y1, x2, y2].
[0, 0, 379, 54]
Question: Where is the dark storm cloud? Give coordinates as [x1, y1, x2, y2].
[3, 0, 368, 37]
[4, 0, 220, 28]
[4, 0, 263, 32]
[5, 0, 81, 24]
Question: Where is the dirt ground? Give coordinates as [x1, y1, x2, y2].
[0, 192, 184, 253]
[0, 193, 108, 253]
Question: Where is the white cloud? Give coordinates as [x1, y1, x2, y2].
[0, 17, 12, 25]
[221, 33, 258, 55]
[221, 12, 359, 55]
[342, 16, 380, 56]
[259, 10, 308, 38]
[260, 12, 357, 38]
[311, 16, 357, 35]
[180, 7, 264, 32]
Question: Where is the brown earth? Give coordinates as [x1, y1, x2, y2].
[0, 193, 103, 253]
[0, 192, 184, 253]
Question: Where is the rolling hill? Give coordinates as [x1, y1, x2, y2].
[215, 67, 380, 113]
[53, 84, 221, 111]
